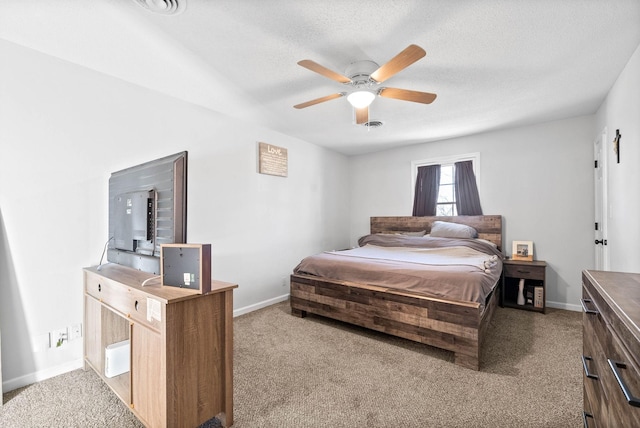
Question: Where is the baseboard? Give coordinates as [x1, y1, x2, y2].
[3, 358, 84, 393]
[233, 293, 289, 317]
[547, 300, 581, 312]
[233, 295, 581, 315]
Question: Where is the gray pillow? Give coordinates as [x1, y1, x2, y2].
[430, 221, 478, 239]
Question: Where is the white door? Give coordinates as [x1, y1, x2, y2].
[594, 129, 609, 270]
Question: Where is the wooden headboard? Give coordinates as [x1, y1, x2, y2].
[370, 215, 503, 251]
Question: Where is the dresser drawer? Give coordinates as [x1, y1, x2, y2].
[582, 308, 609, 425]
[582, 286, 609, 349]
[601, 329, 640, 426]
[582, 274, 614, 323]
[85, 271, 163, 332]
[503, 263, 545, 280]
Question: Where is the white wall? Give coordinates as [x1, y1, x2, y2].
[2, 31, 638, 394]
[349, 115, 596, 311]
[0, 40, 350, 391]
[595, 42, 640, 273]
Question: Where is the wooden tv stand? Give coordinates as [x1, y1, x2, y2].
[83, 264, 237, 427]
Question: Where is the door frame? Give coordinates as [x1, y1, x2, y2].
[594, 127, 610, 270]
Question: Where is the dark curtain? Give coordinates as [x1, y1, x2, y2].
[412, 164, 440, 216]
[454, 160, 483, 215]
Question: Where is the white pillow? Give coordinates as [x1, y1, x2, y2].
[430, 221, 478, 239]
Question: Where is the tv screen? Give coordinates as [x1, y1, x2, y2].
[107, 151, 187, 274]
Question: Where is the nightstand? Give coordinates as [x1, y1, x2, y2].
[501, 259, 546, 313]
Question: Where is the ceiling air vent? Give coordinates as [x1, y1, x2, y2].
[363, 120, 384, 128]
[132, 0, 185, 15]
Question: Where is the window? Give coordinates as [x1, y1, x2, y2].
[411, 153, 481, 216]
[436, 164, 456, 216]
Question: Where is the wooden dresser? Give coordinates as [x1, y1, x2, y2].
[84, 264, 237, 427]
[582, 270, 640, 426]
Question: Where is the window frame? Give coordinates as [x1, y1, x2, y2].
[410, 152, 481, 215]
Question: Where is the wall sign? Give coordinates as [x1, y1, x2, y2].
[258, 142, 288, 177]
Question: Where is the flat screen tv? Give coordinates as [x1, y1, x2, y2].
[106, 151, 187, 274]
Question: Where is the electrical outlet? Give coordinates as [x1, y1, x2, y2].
[69, 323, 82, 341]
[49, 328, 68, 348]
[282, 277, 288, 287]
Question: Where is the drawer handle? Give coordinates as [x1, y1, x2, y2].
[582, 355, 599, 380]
[608, 359, 640, 407]
[516, 270, 530, 274]
[98, 283, 102, 292]
[580, 298, 598, 315]
[582, 411, 594, 427]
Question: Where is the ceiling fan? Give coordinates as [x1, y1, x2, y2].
[294, 44, 437, 125]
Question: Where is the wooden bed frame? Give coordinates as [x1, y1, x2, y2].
[290, 215, 502, 370]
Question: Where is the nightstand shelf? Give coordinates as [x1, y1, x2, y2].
[501, 259, 546, 313]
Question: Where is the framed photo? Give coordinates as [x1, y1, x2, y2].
[512, 241, 533, 261]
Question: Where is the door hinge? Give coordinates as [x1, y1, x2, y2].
[595, 222, 599, 231]
[595, 160, 598, 168]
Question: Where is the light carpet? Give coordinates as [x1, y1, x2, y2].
[2, 301, 582, 427]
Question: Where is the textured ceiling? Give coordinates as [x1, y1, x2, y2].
[1, 0, 639, 155]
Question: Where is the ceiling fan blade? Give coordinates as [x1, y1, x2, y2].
[294, 93, 345, 109]
[298, 60, 351, 84]
[370, 44, 426, 83]
[378, 87, 437, 104]
[355, 106, 369, 124]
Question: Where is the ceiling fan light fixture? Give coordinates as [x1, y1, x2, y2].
[347, 91, 376, 109]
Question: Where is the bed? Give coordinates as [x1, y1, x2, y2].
[289, 215, 503, 370]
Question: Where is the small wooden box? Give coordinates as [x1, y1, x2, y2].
[160, 244, 211, 294]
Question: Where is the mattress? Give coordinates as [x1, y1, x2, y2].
[293, 234, 503, 306]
